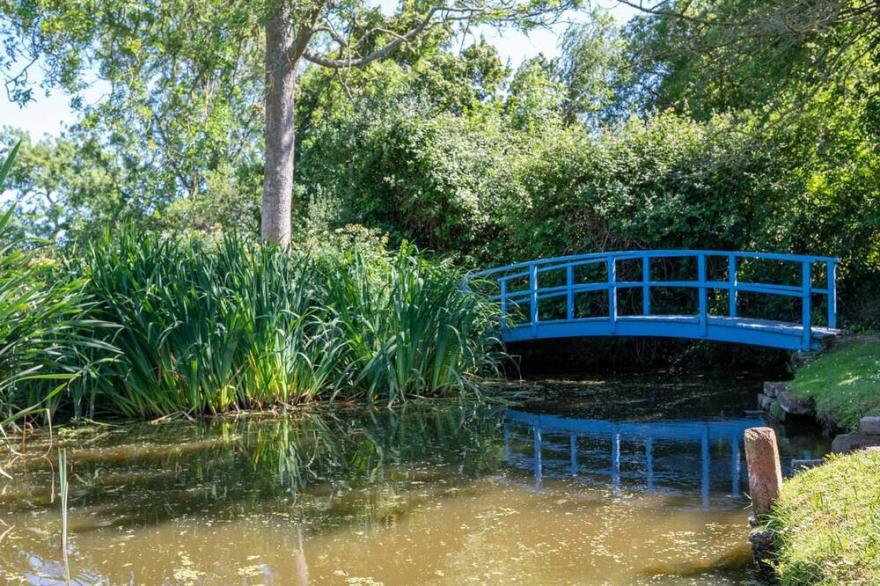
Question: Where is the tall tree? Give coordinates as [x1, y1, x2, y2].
[2, 0, 578, 245]
[616, 0, 880, 118]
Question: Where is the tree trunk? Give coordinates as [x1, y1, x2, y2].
[262, 1, 298, 245]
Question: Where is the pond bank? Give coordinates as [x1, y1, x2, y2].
[764, 451, 880, 585]
[757, 336, 880, 435]
[753, 336, 880, 584]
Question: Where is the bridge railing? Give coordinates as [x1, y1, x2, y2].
[469, 250, 838, 349]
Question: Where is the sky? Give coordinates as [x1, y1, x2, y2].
[0, 2, 636, 140]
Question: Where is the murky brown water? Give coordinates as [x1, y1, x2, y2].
[0, 374, 828, 584]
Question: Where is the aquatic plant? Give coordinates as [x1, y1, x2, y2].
[0, 143, 115, 424]
[71, 229, 499, 417]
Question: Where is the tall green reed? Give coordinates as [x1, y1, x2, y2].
[72, 229, 499, 417]
[0, 143, 114, 425]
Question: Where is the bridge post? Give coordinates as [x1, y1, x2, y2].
[642, 255, 651, 315]
[827, 260, 837, 329]
[500, 279, 508, 329]
[566, 264, 575, 321]
[607, 257, 617, 330]
[802, 261, 812, 350]
[698, 254, 708, 337]
[529, 263, 539, 337]
[728, 255, 737, 318]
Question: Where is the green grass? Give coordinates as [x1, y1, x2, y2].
[765, 451, 880, 585]
[790, 339, 880, 430]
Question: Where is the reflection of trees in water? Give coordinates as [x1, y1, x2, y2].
[244, 401, 505, 493]
[2, 401, 505, 531]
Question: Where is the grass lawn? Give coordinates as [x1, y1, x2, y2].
[766, 451, 880, 585]
[790, 338, 880, 430]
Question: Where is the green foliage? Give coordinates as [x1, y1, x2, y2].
[765, 451, 880, 585]
[297, 96, 520, 262]
[791, 338, 880, 431]
[0, 143, 115, 424]
[71, 229, 499, 417]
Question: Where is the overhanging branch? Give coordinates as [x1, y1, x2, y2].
[302, 6, 445, 68]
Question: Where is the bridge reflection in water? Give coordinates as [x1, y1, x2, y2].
[504, 410, 763, 507]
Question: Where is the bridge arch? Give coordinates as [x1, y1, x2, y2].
[469, 250, 838, 351]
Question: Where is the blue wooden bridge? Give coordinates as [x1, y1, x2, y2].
[470, 250, 838, 351]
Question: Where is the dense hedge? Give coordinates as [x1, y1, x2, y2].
[298, 101, 879, 328]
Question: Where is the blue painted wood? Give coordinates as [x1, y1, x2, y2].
[529, 263, 538, 338]
[728, 255, 737, 318]
[566, 264, 574, 321]
[827, 261, 837, 330]
[607, 257, 617, 331]
[499, 279, 508, 329]
[698, 254, 708, 338]
[802, 261, 812, 350]
[469, 249, 839, 351]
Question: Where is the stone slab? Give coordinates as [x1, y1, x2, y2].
[763, 381, 789, 399]
[777, 389, 814, 416]
[757, 393, 775, 411]
[748, 525, 776, 583]
[859, 416, 880, 435]
[831, 433, 880, 454]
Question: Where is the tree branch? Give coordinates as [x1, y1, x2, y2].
[303, 6, 442, 68]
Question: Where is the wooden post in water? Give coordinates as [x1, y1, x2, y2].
[743, 427, 782, 515]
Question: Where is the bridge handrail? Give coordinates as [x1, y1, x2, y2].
[467, 249, 839, 349]
[469, 249, 839, 279]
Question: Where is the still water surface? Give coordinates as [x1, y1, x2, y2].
[1, 374, 828, 584]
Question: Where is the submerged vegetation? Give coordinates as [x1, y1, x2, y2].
[766, 451, 880, 585]
[790, 339, 880, 431]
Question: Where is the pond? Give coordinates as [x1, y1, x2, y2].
[1, 373, 829, 584]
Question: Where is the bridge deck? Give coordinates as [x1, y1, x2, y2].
[502, 314, 837, 350]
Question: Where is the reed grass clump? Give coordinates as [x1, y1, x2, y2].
[70, 229, 498, 417]
[0, 143, 115, 425]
